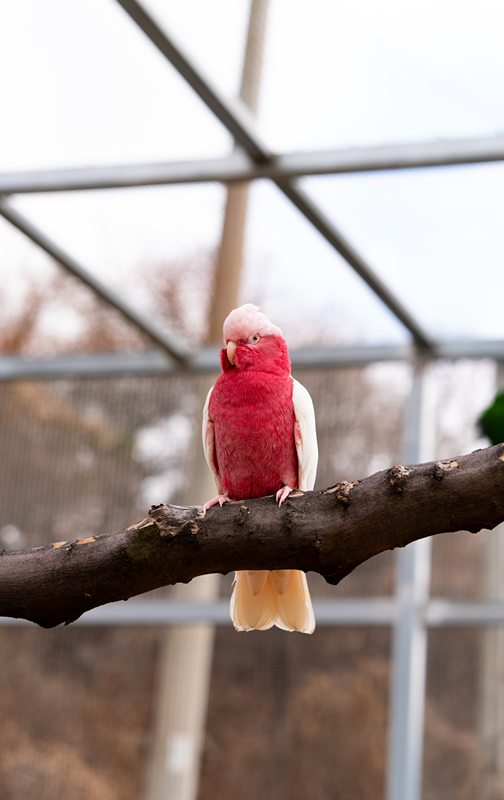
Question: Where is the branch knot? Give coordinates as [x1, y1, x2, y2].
[389, 464, 414, 493]
[433, 459, 459, 481]
[323, 480, 358, 504]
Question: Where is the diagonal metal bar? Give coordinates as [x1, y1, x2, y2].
[0, 198, 191, 365]
[115, 0, 271, 164]
[279, 180, 436, 349]
[116, 0, 436, 351]
[2, 135, 504, 194]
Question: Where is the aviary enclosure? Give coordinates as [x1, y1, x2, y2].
[1, 1, 504, 798]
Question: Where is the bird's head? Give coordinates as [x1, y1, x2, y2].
[220, 304, 290, 374]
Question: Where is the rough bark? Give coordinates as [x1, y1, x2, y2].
[1, 444, 504, 628]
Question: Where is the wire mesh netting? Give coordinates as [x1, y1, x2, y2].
[200, 626, 392, 800]
[0, 365, 405, 798]
[0, 357, 500, 799]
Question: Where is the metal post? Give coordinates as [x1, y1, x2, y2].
[206, 0, 269, 343]
[387, 359, 436, 800]
[479, 520, 504, 798]
[144, 572, 220, 800]
[479, 363, 504, 797]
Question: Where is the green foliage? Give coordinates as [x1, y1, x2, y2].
[479, 391, 504, 445]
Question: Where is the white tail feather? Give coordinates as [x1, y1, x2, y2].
[231, 571, 277, 631]
[273, 570, 315, 633]
[269, 569, 290, 595]
[246, 570, 269, 596]
[231, 569, 315, 633]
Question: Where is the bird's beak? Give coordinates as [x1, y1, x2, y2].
[227, 341, 237, 365]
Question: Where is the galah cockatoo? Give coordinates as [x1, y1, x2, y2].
[202, 304, 318, 633]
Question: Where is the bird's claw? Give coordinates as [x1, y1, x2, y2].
[202, 494, 231, 512]
[276, 485, 293, 506]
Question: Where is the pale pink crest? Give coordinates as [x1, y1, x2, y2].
[222, 303, 283, 344]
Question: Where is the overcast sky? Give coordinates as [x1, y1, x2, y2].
[1, 0, 504, 348]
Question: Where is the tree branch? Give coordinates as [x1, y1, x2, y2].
[2, 444, 504, 628]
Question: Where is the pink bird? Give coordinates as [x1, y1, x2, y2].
[202, 304, 318, 633]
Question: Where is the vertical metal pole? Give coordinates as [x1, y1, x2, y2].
[206, 0, 270, 344]
[479, 520, 504, 798]
[145, 573, 220, 800]
[387, 359, 435, 800]
[479, 363, 504, 797]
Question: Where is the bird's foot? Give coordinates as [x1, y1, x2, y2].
[276, 485, 293, 506]
[202, 494, 232, 512]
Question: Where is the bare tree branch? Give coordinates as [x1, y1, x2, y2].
[1, 444, 504, 628]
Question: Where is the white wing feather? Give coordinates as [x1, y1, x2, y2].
[292, 378, 318, 491]
[202, 385, 221, 493]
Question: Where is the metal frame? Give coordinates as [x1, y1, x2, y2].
[0, 0, 445, 352]
[5, 598, 504, 627]
[0, 3, 501, 359]
[2, 3, 504, 799]
[1, 2, 503, 355]
[1, 339, 504, 382]
[2, 135, 504, 194]
[0, 198, 190, 364]
[387, 362, 434, 800]
[115, 0, 435, 350]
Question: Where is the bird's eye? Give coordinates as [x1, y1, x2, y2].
[248, 333, 260, 344]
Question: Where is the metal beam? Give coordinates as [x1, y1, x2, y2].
[0, 599, 399, 626]
[282, 134, 504, 175]
[1, 339, 504, 381]
[115, 0, 435, 351]
[2, 135, 504, 194]
[4, 598, 504, 627]
[0, 151, 255, 194]
[0, 198, 191, 365]
[426, 600, 504, 627]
